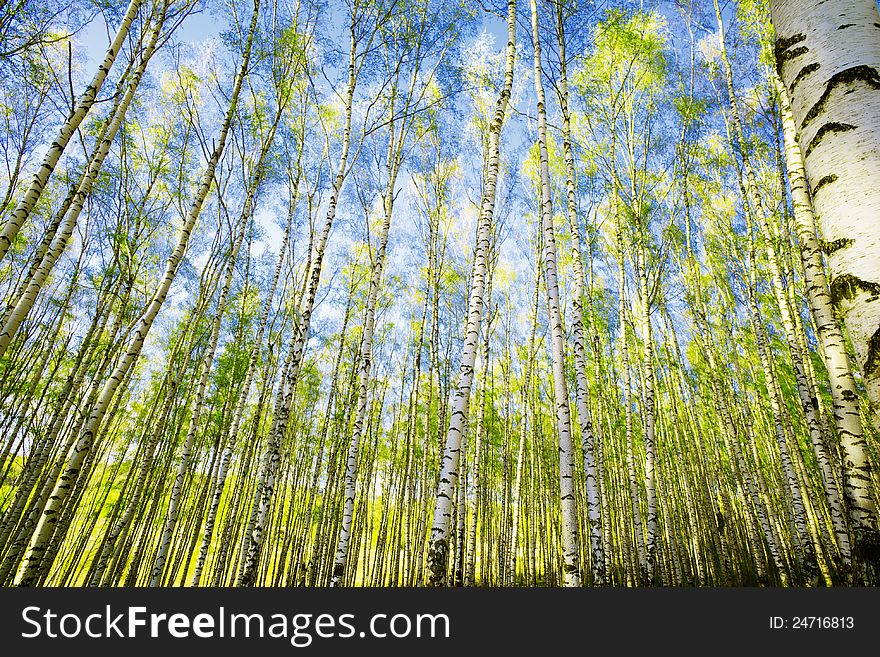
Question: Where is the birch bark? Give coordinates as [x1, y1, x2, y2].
[425, 0, 516, 587]
[12, 0, 258, 586]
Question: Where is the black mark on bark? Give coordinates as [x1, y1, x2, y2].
[820, 236, 854, 255]
[806, 122, 856, 157]
[830, 273, 880, 306]
[790, 62, 820, 96]
[811, 173, 837, 196]
[780, 46, 808, 63]
[801, 65, 880, 131]
[775, 33, 806, 77]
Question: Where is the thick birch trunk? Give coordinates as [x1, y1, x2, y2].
[465, 264, 494, 587]
[715, 0, 852, 564]
[770, 0, 880, 425]
[771, 61, 880, 577]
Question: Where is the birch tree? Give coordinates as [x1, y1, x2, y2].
[425, 0, 516, 587]
[0, 0, 145, 263]
[529, 0, 579, 588]
[769, 0, 880, 576]
[12, 0, 260, 586]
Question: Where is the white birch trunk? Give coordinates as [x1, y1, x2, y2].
[0, 0, 143, 263]
[554, 4, 603, 585]
[636, 254, 658, 583]
[330, 163, 399, 586]
[148, 112, 278, 586]
[190, 168, 298, 586]
[12, 0, 258, 586]
[465, 265, 494, 587]
[529, 0, 579, 587]
[424, 0, 516, 587]
[770, 0, 880, 424]
[0, 2, 167, 359]
[771, 60, 880, 575]
[715, 0, 852, 563]
[237, 15, 365, 584]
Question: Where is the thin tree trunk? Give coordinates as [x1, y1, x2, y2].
[0, 1, 169, 360]
[0, 0, 144, 263]
[12, 0, 258, 586]
[237, 5, 372, 584]
[425, 0, 516, 587]
[553, 0, 603, 586]
[529, 0, 579, 587]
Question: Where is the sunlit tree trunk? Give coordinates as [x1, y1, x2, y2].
[771, 62, 880, 579]
[634, 247, 658, 584]
[529, 0, 579, 587]
[331, 97, 404, 585]
[465, 258, 494, 587]
[554, 0, 603, 586]
[0, 1, 170, 360]
[770, 0, 880, 427]
[149, 110, 281, 587]
[715, 0, 852, 567]
[0, 0, 144, 263]
[425, 0, 516, 587]
[237, 1, 376, 584]
[12, 0, 259, 587]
